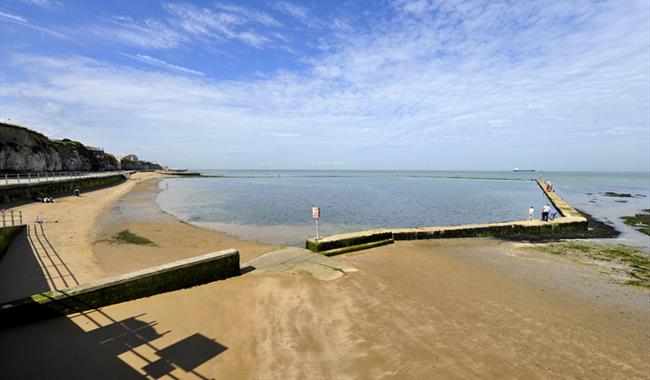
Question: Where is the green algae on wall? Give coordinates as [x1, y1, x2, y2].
[306, 219, 589, 256]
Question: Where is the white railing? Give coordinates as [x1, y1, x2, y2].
[0, 171, 128, 186]
[1, 209, 23, 226]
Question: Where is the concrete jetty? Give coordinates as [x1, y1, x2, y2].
[307, 179, 587, 255]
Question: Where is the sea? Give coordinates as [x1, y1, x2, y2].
[157, 170, 650, 249]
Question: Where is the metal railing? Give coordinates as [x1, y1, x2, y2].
[1, 209, 23, 226]
[0, 171, 128, 186]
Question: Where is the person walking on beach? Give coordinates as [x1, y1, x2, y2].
[528, 206, 535, 221]
[541, 204, 551, 222]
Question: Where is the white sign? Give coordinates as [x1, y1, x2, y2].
[312, 207, 320, 219]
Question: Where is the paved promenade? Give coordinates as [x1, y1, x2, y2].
[0, 171, 130, 187]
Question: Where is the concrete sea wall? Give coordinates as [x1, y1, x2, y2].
[0, 249, 240, 325]
[0, 174, 126, 204]
[307, 179, 588, 256]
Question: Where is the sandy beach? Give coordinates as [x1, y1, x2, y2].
[0, 173, 276, 301]
[0, 176, 649, 379]
[91, 175, 277, 278]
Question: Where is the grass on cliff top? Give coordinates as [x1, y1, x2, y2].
[528, 242, 649, 288]
[112, 229, 156, 246]
[621, 212, 650, 236]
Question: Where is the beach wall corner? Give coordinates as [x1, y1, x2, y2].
[0, 248, 240, 325]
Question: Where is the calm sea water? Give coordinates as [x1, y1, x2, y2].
[154, 170, 649, 248]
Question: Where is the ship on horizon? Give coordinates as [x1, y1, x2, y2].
[513, 168, 536, 172]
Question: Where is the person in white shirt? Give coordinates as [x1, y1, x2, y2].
[528, 206, 535, 221]
[541, 204, 551, 221]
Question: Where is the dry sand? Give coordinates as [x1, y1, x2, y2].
[0, 172, 167, 300]
[0, 175, 649, 379]
[0, 173, 276, 301]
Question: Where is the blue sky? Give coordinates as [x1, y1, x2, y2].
[1, 0, 648, 171]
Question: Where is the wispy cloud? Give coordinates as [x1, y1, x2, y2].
[122, 53, 204, 76]
[0, 11, 27, 22]
[0, 10, 69, 39]
[162, 2, 278, 48]
[94, 16, 184, 49]
[19, 0, 63, 8]
[272, 1, 317, 27]
[214, 2, 282, 27]
[95, 2, 283, 50]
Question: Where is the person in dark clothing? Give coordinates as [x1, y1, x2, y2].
[541, 204, 551, 222]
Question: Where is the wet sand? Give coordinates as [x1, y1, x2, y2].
[91, 177, 276, 277]
[0, 176, 649, 379]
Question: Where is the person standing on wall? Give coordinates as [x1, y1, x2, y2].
[541, 204, 551, 222]
[529, 206, 535, 221]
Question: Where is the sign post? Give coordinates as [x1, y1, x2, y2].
[312, 207, 320, 240]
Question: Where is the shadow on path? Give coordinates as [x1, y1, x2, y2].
[30, 223, 79, 289]
[0, 222, 82, 303]
[0, 227, 49, 302]
[1, 224, 227, 378]
[0, 293, 226, 379]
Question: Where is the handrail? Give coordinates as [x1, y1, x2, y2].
[0, 171, 130, 186]
[1, 209, 23, 227]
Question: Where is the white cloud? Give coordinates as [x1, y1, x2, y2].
[0, 10, 69, 39]
[214, 2, 282, 27]
[1, 0, 648, 170]
[271, 132, 301, 137]
[96, 17, 184, 49]
[393, 0, 431, 15]
[237, 31, 270, 47]
[124, 53, 205, 76]
[96, 2, 282, 49]
[0, 11, 27, 22]
[19, 0, 63, 8]
[272, 1, 317, 27]
[317, 161, 344, 166]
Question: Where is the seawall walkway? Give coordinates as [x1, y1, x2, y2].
[0, 172, 134, 203]
[0, 171, 132, 187]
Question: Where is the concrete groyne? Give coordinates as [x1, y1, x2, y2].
[535, 179, 582, 218]
[307, 180, 587, 256]
[0, 173, 129, 204]
[0, 248, 240, 325]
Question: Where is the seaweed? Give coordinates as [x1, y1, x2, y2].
[528, 242, 649, 288]
[112, 229, 156, 246]
[621, 212, 650, 236]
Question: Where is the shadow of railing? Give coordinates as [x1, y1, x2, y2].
[32, 223, 79, 289]
[1, 290, 225, 379]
